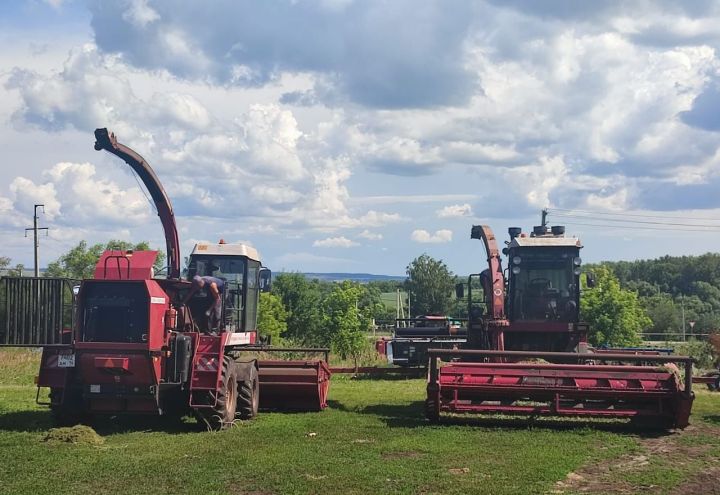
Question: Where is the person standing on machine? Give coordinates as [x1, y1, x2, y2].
[186, 275, 226, 332]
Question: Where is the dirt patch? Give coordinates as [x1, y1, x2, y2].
[553, 424, 720, 494]
[43, 425, 104, 446]
[670, 467, 720, 495]
[381, 450, 423, 459]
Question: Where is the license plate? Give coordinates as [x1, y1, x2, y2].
[57, 354, 75, 368]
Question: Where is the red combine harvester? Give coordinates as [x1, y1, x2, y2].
[426, 224, 694, 429]
[0, 128, 330, 429]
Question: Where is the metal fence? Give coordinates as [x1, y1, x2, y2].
[0, 277, 77, 346]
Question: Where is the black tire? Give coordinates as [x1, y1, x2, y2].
[49, 388, 86, 426]
[425, 395, 440, 423]
[236, 363, 259, 420]
[195, 356, 238, 430]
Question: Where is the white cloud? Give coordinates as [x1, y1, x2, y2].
[411, 229, 453, 244]
[43, 0, 64, 9]
[358, 230, 382, 241]
[122, 0, 161, 28]
[586, 188, 630, 212]
[437, 203, 473, 218]
[352, 194, 477, 205]
[313, 236, 359, 248]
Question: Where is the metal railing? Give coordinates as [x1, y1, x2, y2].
[0, 277, 77, 347]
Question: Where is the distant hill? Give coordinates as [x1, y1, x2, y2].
[300, 272, 405, 283]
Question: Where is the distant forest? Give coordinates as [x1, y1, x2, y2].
[591, 253, 720, 339]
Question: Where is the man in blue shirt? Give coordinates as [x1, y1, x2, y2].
[188, 275, 226, 331]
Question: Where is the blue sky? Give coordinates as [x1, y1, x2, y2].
[1, 0, 720, 276]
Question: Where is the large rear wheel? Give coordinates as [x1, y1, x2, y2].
[49, 388, 87, 426]
[236, 363, 259, 420]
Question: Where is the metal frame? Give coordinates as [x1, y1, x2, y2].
[1, 277, 77, 347]
[427, 349, 694, 427]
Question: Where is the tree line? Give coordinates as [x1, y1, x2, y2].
[3, 240, 720, 354]
[590, 253, 720, 340]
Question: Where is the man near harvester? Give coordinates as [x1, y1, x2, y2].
[186, 275, 226, 332]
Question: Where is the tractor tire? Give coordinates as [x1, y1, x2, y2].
[196, 356, 238, 430]
[236, 363, 259, 420]
[49, 388, 86, 426]
[425, 395, 440, 423]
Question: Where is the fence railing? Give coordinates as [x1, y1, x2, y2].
[0, 277, 77, 347]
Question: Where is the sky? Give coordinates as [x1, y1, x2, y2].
[1, 0, 720, 276]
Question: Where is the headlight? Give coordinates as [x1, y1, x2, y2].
[512, 256, 522, 265]
[512, 266, 521, 275]
[574, 257, 582, 266]
[574, 267, 582, 276]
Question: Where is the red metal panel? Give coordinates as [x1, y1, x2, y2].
[37, 347, 72, 388]
[94, 357, 130, 371]
[80, 352, 155, 384]
[258, 360, 331, 411]
[145, 280, 169, 352]
[94, 250, 158, 280]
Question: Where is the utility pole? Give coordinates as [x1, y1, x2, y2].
[681, 295, 686, 342]
[25, 204, 49, 278]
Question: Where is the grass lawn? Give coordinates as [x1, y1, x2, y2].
[0, 350, 718, 495]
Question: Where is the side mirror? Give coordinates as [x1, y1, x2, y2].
[585, 272, 596, 289]
[259, 268, 272, 293]
[455, 283, 464, 299]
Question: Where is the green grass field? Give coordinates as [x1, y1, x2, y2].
[0, 349, 719, 495]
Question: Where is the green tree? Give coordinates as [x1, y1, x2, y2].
[581, 266, 649, 346]
[322, 281, 369, 368]
[404, 254, 454, 316]
[357, 284, 391, 322]
[257, 292, 288, 345]
[0, 257, 10, 272]
[273, 272, 323, 346]
[641, 293, 680, 340]
[8, 263, 24, 277]
[45, 240, 166, 279]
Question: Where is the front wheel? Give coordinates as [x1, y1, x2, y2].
[236, 363, 259, 420]
[195, 356, 238, 430]
[425, 393, 440, 423]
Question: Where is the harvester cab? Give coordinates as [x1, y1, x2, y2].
[500, 224, 586, 353]
[426, 222, 695, 429]
[185, 241, 270, 336]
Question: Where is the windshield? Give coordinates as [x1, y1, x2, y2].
[188, 255, 246, 284]
[509, 248, 578, 322]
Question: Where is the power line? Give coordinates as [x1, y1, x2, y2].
[556, 220, 720, 233]
[548, 211, 720, 228]
[547, 207, 720, 222]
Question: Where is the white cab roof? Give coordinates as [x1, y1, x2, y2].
[191, 242, 261, 262]
[510, 236, 582, 248]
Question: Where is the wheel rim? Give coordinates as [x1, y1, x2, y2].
[226, 379, 237, 422]
[252, 378, 259, 413]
